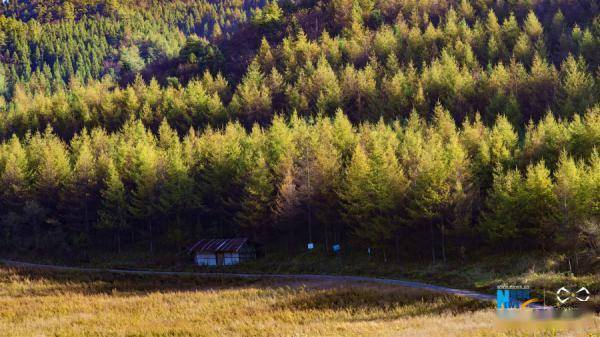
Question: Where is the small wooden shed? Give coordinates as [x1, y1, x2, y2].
[188, 238, 256, 266]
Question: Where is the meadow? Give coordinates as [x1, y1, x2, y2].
[0, 267, 598, 337]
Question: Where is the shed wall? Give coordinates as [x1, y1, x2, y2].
[195, 253, 217, 266]
[223, 252, 240, 265]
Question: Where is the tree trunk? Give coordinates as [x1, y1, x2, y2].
[441, 220, 446, 264]
[149, 219, 154, 254]
[84, 193, 89, 256]
[116, 230, 121, 253]
[324, 223, 329, 253]
[176, 212, 182, 252]
[430, 222, 436, 265]
[395, 235, 400, 261]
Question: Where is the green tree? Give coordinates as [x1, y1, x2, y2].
[340, 134, 406, 259]
[521, 161, 557, 250]
[179, 36, 223, 73]
[230, 61, 272, 126]
[558, 55, 595, 117]
[251, 0, 283, 30]
[29, 129, 72, 251]
[129, 141, 160, 253]
[553, 152, 586, 250]
[62, 1, 75, 21]
[62, 133, 98, 251]
[524, 11, 543, 41]
[119, 45, 145, 73]
[482, 168, 524, 242]
[237, 153, 274, 241]
[0, 136, 29, 248]
[98, 157, 128, 252]
[157, 120, 193, 250]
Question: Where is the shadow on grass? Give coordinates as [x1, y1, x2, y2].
[273, 285, 492, 321]
[1, 266, 494, 322]
[0, 266, 266, 297]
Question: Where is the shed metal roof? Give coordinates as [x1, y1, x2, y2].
[188, 238, 249, 253]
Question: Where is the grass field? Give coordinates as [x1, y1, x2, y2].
[0, 267, 598, 337]
[77, 249, 600, 295]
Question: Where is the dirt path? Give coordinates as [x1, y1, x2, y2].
[0, 259, 496, 302]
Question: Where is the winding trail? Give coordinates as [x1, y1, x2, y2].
[0, 259, 496, 302]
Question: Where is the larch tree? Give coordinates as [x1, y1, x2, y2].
[553, 152, 585, 252]
[98, 157, 128, 252]
[62, 133, 99, 251]
[0, 136, 29, 248]
[129, 141, 161, 253]
[558, 55, 595, 117]
[521, 161, 557, 251]
[157, 120, 193, 250]
[230, 61, 272, 126]
[238, 152, 274, 242]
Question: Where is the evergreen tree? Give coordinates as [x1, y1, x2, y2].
[558, 55, 595, 117]
[62, 133, 98, 251]
[522, 161, 557, 250]
[482, 168, 523, 243]
[157, 120, 193, 250]
[553, 152, 585, 250]
[230, 61, 272, 126]
[129, 141, 160, 253]
[238, 152, 273, 241]
[98, 157, 128, 252]
[0, 136, 28, 248]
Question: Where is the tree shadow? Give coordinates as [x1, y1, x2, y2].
[1, 266, 494, 321]
[0, 266, 268, 297]
[272, 284, 492, 321]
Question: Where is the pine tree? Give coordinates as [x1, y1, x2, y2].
[129, 141, 160, 253]
[577, 151, 599, 253]
[558, 55, 595, 117]
[340, 144, 374, 244]
[62, 133, 98, 251]
[513, 33, 533, 65]
[482, 168, 523, 242]
[251, 0, 283, 30]
[98, 157, 127, 252]
[273, 165, 301, 251]
[0, 136, 28, 208]
[332, 109, 357, 166]
[553, 152, 585, 249]
[62, 2, 75, 22]
[230, 61, 272, 126]
[0, 136, 29, 247]
[340, 134, 406, 259]
[257, 38, 275, 72]
[524, 11, 543, 41]
[522, 161, 557, 249]
[157, 120, 193, 250]
[501, 13, 520, 50]
[311, 56, 341, 114]
[238, 153, 274, 241]
[29, 129, 72, 250]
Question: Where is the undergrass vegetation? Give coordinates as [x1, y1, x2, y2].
[0, 266, 598, 337]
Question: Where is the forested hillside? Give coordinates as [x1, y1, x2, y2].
[0, 0, 598, 263]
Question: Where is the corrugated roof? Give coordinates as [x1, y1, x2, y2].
[188, 238, 248, 253]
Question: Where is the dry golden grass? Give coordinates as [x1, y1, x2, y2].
[0, 267, 597, 337]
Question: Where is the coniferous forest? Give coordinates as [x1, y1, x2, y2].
[0, 0, 598, 262]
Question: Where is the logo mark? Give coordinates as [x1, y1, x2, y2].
[497, 286, 532, 309]
[556, 287, 590, 304]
